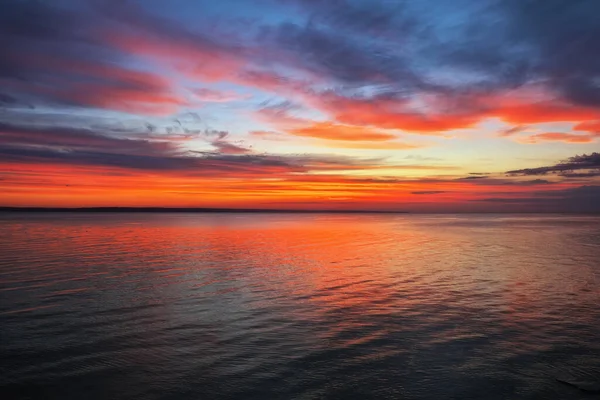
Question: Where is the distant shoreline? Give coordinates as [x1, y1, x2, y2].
[1, 208, 599, 214]
[0, 207, 407, 214]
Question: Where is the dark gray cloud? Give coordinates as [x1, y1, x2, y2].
[0, 141, 379, 175]
[507, 153, 600, 176]
[0, 121, 175, 155]
[560, 172, 600, 179]
[260, 21, 421, 87]
[0, 92, 33, 109]
[210, 141, 252, 155]
[504, 0, 600, 106]
[1, 2, 111, 96]
[510, 179, 553, 186]
[201, 129, 252, 154]
[0, 119, 388, 174]
[0, 0, 185, 113]
[455, 175, 554, 186]
[268, 0, 600, 110]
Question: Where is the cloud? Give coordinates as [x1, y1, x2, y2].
[209, 141, 251, 154]
[260, 21, 420, 87]
[0, 140, 389, 176]
[249, 130, 289, 141]
[296, 0, 600, 112]
[506, 152, 600, 176]
[0, 92, 33, 109]
[0, 122, 175, 155]
[194, 88, 248, 103]
[1, 0, 600, 210]
[453, 176, 554, 186]
[289, 122, 397, 141]
[0, 1, 188, 115]
[300, 89, 600, 135]
[5, 0, 600, 127]
[511, 179, 553, 186]
[499, 125, 527, 137]
[306, 91, 478, 134]
[517, 132, 595, 144]
[255, 101, 308, 128]
[255, 101, 417, 145]
[99, 0, 247, 82]
[0, 119, 410, 176]
[249, 0, 600, 139]
[574, 121, 600, 133]
[316, 141, 422, 150]
[6, 0, 599, 130]
[411, 191, 447, 195]
[503, 1, 600, 108]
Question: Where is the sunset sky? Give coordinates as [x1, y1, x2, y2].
[1, 0, 599, 211]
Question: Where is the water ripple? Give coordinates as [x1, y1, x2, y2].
[1, 213, 599, 399]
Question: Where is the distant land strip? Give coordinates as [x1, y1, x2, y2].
[0, 207, 407, 214]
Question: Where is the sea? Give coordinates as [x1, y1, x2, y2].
[1, 213, 599, 399]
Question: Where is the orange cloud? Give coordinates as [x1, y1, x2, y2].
[255, 102, 424, 146]
[316, 141, 423, 150]
[289, 122, 397, 141]
[517, 132, 595, 144]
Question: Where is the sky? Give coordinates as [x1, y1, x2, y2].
[1, 0, 599, 212]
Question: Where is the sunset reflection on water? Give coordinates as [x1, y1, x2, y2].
[1, 213, 599, 399]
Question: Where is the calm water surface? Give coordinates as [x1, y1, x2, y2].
[1, 213, 599, 399]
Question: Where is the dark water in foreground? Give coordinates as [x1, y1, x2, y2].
[1, 213, 599, 400]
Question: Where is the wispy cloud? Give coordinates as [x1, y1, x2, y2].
[506, 153, 600, 177]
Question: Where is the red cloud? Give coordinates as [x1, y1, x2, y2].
[573, 121, 600, 133]
[493, 102, 600, 125]
[58, 84, 187, 116]
[315, 94, 477, 134]
[300, 90, 600, 135]
[65, 60, 172, 91]
[105, 31, 243, 82]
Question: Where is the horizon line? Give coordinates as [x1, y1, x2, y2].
[1, 207, 599, 215]
[0, 206, 406, 214]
